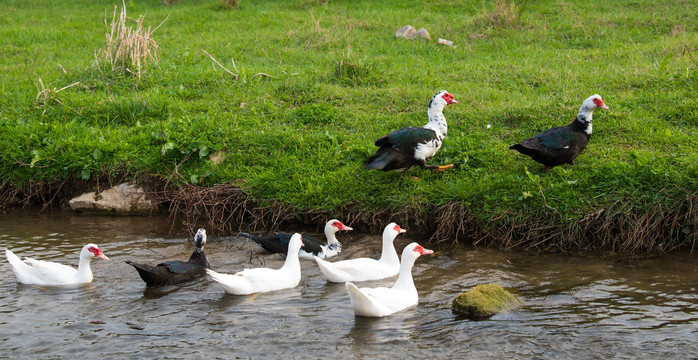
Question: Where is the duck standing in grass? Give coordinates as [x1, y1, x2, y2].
[509, 94, 610, 172]
[365, 90, 458, 175]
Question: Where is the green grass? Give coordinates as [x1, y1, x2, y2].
[1, 0, 696, 250]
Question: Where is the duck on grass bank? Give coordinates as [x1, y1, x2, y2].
[346, 242, 433, 317]
[510, 94, 610, 172]
[207, 233, 304, 295]
[5, 244, 109, 286]
[126, 228, 210, 286]
[241, 219, 352, 259]
[365, 90, 458, 177]
[314, 223, 405, 283]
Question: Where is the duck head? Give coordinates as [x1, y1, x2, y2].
[383, 222, 407, 242]
[288, 233, 305, 253]
[325, 219, 353, 235]
[83, 244, 109, 260]
[402, 242, 434, 261]
[428, 90, 458, 111]
[581, 94, 610, 112]
[193, 228, 207, 253]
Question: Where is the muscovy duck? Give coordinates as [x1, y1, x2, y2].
[509, 94, 610, 171]
[125, 228, 209, 286]
[5, 244, 109, 286]
[314, 223, 405, 283]
[241, 219, 352, 259]
[206, 233, 304, 295]
[346, 242, 433, 317]
[365, 90, 458, 173]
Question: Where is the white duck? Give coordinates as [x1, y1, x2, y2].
[5, 244, 109, 286]
[314, 223, 405, 283]
[206, 233, 304, 295]
[345, 242, 433, 317]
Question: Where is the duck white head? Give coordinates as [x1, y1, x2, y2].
[577, 94, 610, 134]
[287, 233, 305, 254]
[383, 222, 406, 241]
[193, 228, 207, 253]
[427, 90, 457, 136]
[428, 90, 458, 111]
[393, 242, 434, 291]
[82, 244, 109, 261]
[402, 242, 434, 261]
[324, 219, 353, 246]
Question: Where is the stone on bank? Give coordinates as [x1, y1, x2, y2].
[69, 183, 158, 215]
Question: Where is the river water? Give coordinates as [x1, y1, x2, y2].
[0, 208, 696, 359]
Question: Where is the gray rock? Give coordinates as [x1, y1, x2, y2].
[414, 28, 431, 40]
[395, 25, 417, 39]
[69, 183, 158, 215]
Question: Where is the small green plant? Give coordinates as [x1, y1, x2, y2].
[330, 48, 384, 87]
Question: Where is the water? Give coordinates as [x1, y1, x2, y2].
[1, 208, 696, 359]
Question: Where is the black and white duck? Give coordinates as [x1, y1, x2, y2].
[365, 90, 458, 174]
[240, 219, 352, 259]
[510, 94, 610, 171]
[126, 228, 209, 286]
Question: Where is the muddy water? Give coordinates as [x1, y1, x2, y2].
[0, 208, 696, 358]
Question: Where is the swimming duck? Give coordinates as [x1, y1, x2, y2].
[126, 228, 209, 286]
[206, 233, 304, 295]
[5, 244, 109, 286]
[346, 242, 433, 317]
[314, 223, 405, 283]
[241, 220, 352, 259]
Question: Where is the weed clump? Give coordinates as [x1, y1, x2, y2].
[330, 57, 384, 86]
[477, 0, 528, 29]
[96, 1, 169, 78]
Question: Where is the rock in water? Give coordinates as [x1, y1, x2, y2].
[69, 183, 158, 215]
[452, 283, 520, 319]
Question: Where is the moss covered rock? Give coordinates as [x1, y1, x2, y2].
[452, 283, 520, 319]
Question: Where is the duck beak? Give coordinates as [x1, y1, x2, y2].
[420, 248, 434, 255]
[97, 253, 109, 260]
[450, 99, 458, 104]
[342, 225, 353, 231]
[599, 104, 609, 110]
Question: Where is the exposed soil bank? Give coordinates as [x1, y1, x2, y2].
[2, 176, 696, 253]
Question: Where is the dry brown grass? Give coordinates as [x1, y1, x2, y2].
[432, 193, 698, 253]
[34, 77, 80, 114]
[96, 1, 169, 78]
[479, 0, 528, 29]
[220, 0, 239, 10]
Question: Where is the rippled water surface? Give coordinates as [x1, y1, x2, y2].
[1, 208, 696, 358]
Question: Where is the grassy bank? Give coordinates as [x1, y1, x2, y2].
[1, 0, 696, 252]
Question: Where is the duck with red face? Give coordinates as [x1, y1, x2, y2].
[366, 90, 458, 174]
[510, 94, 610, 172]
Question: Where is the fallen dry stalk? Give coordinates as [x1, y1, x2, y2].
[201, 49, 239, 79]
[35, 77, 80, 113]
